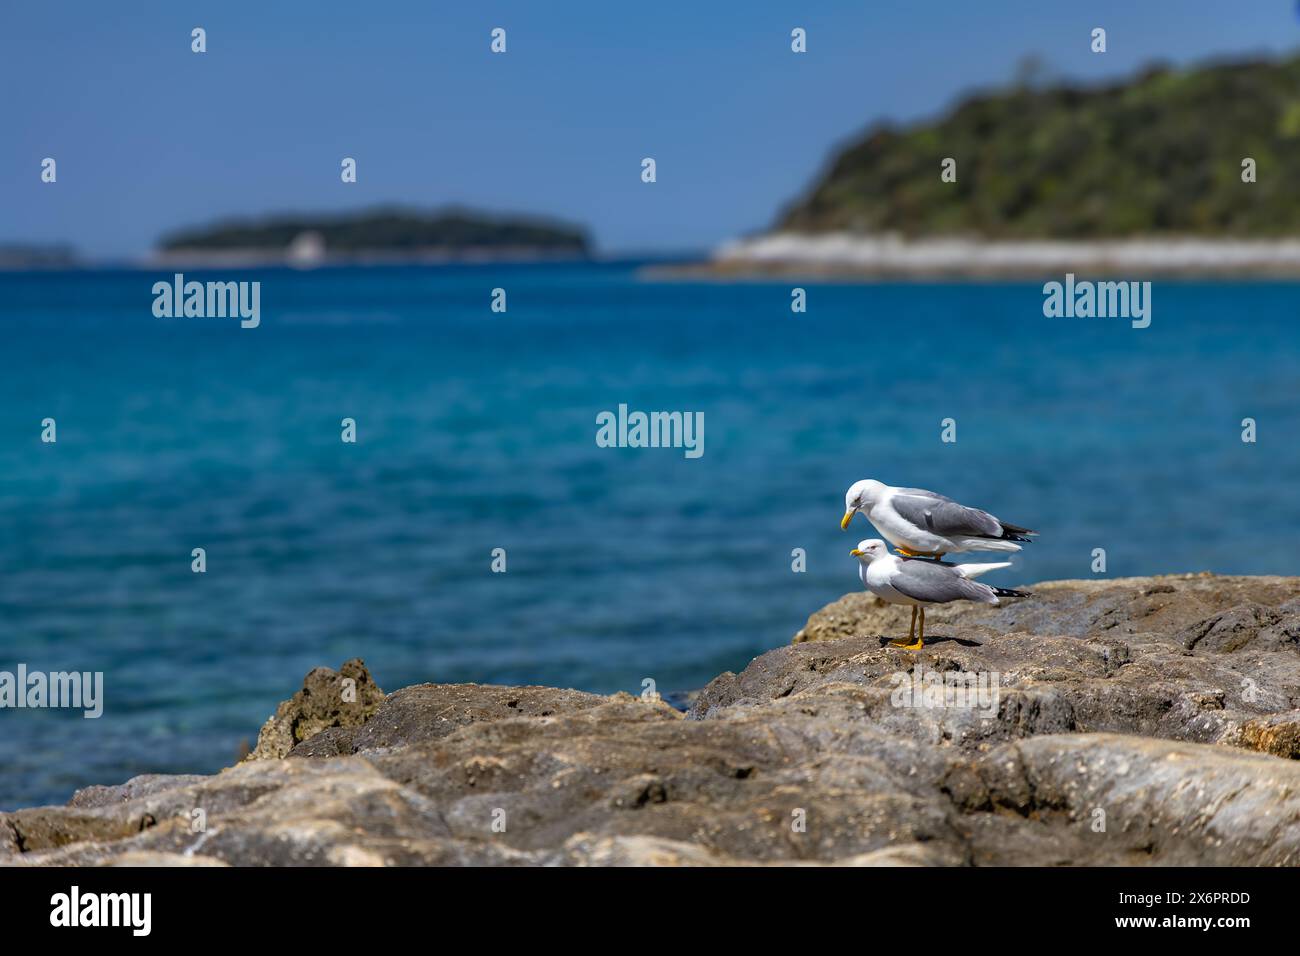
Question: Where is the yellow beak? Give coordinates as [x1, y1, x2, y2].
[850, 548, 864, 556]
[841, 510, 855, 530]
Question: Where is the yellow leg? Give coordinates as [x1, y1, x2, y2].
[889, 606, 925, 650]
[894, 548, 945, 561]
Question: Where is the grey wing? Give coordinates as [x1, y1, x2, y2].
[890, 492, 1003, 538]
[890, 561, 995, 604]
[895, 487, 955, 502]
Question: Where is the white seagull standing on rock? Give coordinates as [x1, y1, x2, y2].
[850, 539, 1029, 650]
[841, 479, 1036, 558]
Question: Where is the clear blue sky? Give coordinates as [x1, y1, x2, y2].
[2, 1, 1297, 258]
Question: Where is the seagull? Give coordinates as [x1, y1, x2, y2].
[850, 539, 1029, 650]
[841, 479, 1036, 558]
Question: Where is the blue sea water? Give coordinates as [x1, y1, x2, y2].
[1, 263, 1297, 809]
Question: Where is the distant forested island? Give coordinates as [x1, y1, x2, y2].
[0, 243, 79, 270]
[776, 54, 1300, 239]
[157, 207, 591, 264]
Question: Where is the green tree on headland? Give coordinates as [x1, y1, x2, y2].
[777, 55, 1300, 239]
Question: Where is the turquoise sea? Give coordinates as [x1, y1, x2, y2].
[1, 263, 1297, 809]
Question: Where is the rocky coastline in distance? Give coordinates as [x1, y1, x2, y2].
[3, 572, 1299, 867]
[661, 54, 1300, 280]
[663, 233, 1300, 279]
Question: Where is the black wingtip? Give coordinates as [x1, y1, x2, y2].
[1000, 523, 1038, 538]
[993, 587, 1031, 598]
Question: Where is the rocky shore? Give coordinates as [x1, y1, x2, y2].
[4, 573, 1299, 866]
[669, 233, 1300, 279]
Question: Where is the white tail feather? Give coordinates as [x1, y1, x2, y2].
[954, 561, 1011, 580]
[955, 537, 1022, 553]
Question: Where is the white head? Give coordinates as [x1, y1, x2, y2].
[849, 538, 889, 563]
[841, 479, 885, 530]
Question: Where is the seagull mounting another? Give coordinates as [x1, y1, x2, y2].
[850, 538, 1029, 650]
[841, 479, 1036, 558]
